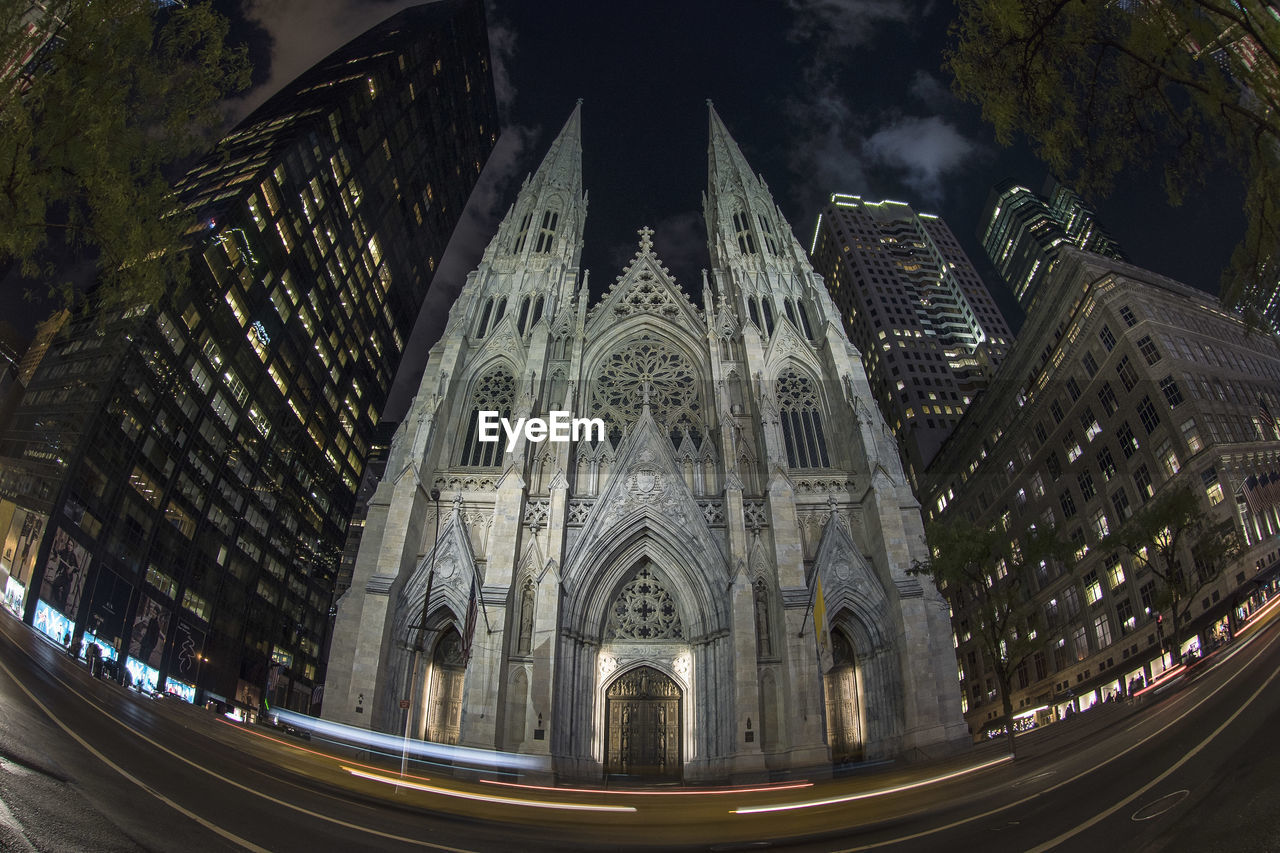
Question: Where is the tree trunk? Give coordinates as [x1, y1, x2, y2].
[1000, 674, 1017, 759]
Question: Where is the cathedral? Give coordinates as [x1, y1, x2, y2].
[322, 103, 967, 781]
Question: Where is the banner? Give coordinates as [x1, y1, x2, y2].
[86, 568, 132, 649]
[2, 508, 45, 585]
[813, 574, 833, 673]
[39, 526, 90, 620]
[173, 619, 206, 682]
[129, 595, 171, 671]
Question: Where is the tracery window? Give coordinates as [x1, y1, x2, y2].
[459, 366, 515, 466]
[604, 563, 684, 641]
[733, 210, 757, 255]
[590, 337, 703, 444]
[757, 213, 779, 254]
[513, 211, 532, 253]
[475, 296, 507, 338]
[534, 210, 559, 253]
[761, 299, 775, 336]
[777, 368, 830, 468]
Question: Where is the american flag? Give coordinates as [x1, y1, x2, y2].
[1260, 397, 1279, 441]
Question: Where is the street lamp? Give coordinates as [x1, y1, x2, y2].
[400, 487, 441, 784]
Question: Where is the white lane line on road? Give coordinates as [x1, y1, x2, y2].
[1026, 663, 1280, 852]
[0, 657, 269, 853]
[0, 630, 479, 853]
[826, 622, 1280, 852]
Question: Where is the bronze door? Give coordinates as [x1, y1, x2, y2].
[605, 666, 681, 780]
[425, 630, 465, 745]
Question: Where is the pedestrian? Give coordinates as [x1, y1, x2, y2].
[87, 643, 102, 677]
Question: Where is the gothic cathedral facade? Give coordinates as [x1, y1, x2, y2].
[323, 103, 967, 781]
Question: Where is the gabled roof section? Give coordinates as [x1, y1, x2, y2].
[586, 226, 703, 334]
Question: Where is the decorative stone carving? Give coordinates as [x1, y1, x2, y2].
[604, 564, 685, 641]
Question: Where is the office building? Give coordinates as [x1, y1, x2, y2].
[810, 195, 1013, 487]
[0, 0, 498, 713]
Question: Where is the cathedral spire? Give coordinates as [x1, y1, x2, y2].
[706, 100, 759, 193]
[528, 99, 584, 198]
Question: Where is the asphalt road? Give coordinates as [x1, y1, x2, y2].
[0, 607, 1277, 852]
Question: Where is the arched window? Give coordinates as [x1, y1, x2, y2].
[513, 211, 533, 253]
[492, 297, 507, 325]
[761, 299, 775, 336]
[732, 210, 756, 255]
[475, 298, 494, 338]
[777, 368, 830, 468]
[747, 299, 761, 330]
[798, 302, 815, 339]
[459, 366, 515, 467]
[534, 210, 559, 253]
[757, 213, 779, 254]
[784, 299, 798, 327]
[516, 295, 531, 335]
[530, 295, 544, 328]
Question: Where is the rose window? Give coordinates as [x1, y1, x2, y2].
[604, 564, 684, 641]
[591, 337, 702, 441]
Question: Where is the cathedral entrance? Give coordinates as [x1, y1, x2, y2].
[425, 629, 465, 744]
[605, 666, 681, 781]
[823, 631, 863, 763]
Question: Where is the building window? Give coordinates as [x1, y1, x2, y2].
[1065, 430, 1083, 462]
[1134, 464, 1154, 501]
[1138, 396, 1160, 434]
[1090, 508, 1110, 539]
[1060, 489, 1078, 518]
[513, 211, 532, 253]
[1081, 407, 1102, 442]
[757, 213, 779, 254]
[1116, 355, 1138, 392]
[1158, 441, 1180, 477]
[1099, 324, 1116, 351]
[1066, 377, 1081, 401]
[1074, 625, 1090, 660]
[1119, 305, 1137, 327]
[1201, 467, 1224, 505]
[1117, 599, 1135, 633]
[1050, 399, 1065, 423]
[1097, 446, 1117, 481]
[1117, 421, 1139, 458]
[460, 367, 515, 467]
[1078, 470, 1096, 500]
[777, 368, 830, 468]
[1137, 335, 1162, 365]
[1082, 352, 1099, 378]
[1084, 570, 1103, 604]
[1111, 487, 1132, 520]
[1098, 381, 1119, 415]
[1160, 376, 1183, 408]
[1181, 419, 1203, 454]
[1094, 613, 1112, 648]
[1106, 556, 1126, 589]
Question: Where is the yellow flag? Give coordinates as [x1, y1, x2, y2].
[813, 575, 832, 672]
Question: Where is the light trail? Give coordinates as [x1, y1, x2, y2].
[342, 767, 637, 812]
[480, 778, 814, 795]
[273, 708, 549, 773]
[730, 754, 1013, 814]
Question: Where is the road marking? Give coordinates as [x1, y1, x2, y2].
[824, 622, 1280, 851]
[0, 629, 479, 853]
[1026, 662, 1280, 851]
[0, 656, 269, 853]
[1130, 789, 1189, 822]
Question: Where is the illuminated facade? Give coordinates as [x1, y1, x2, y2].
[0, 1, 497, 711]
[924, 245, 1280, 736]
[979, 177, 1124, 310]
[809, 197, 1012, 488]
[323, 103, 968, 782]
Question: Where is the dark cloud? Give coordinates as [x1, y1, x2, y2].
[652, 211, 708, 291]
[908, 70, 951, 110]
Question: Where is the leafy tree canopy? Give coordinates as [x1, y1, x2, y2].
[1, 0, 250, 316]
[947, 0, 1280, 325]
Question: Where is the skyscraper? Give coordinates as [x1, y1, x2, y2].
[322, 103, 967, 782]
[980, 177, 1125, 309]
[0, 0, 498, 713]
[810, 195, 1013, 487]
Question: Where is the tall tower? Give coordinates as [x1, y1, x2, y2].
[980, 177, 1125, 309]
[0, 0, 498, 712]
[810, 195, 1012, 488]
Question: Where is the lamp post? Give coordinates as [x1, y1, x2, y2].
[400, 487, 441, 784]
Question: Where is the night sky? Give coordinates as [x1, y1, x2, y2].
[6, 0, 1247, 421]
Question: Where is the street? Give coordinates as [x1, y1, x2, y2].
[0, 607, 1277, 852]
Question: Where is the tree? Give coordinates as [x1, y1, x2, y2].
[0, 0, 250, 315]
[1104, 484, 1243, 662]
[946, 1, 1280, 324]
[912, 520, 1067, 757]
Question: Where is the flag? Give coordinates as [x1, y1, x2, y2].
[267, 662, 283, 692]
[812, 575, 832, 673]
[1260, 397, 1279, 440]
[311, 684, 324, 705]
[462, 574, 479, 664]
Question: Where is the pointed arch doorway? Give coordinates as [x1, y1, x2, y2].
[423, 628, 465, 745]
[824, 630, 864, 763]
[605, 666, 682, 781]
